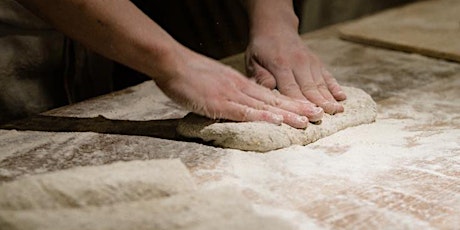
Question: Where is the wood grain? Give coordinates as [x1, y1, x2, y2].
[340, 0, 460, 62]
[1, 28, 459, 229]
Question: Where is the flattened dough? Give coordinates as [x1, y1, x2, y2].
[0, 159, 196, 210]
[177, 87, 377, 152]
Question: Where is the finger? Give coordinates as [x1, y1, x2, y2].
[292, 100, 324, 122]
[249, 61, 277, 89]
[241, 83, 323, 122]
[310, 65, 344, 113]
[216, 101, 284, 125]
[310, 65, 337, 102]
[270, 66, 307, 101]
[233, 92, 310, 128]
[276, 93, 324, 122]
[265, 104, 309, 129]
[293, 63, 337, 114]
[322, 68, 347, 101]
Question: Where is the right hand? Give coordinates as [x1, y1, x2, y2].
[155, 50, 324, 129]
[245, 26, 346, 115]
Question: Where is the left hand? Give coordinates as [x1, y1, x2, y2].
[245, 31, 347, 114]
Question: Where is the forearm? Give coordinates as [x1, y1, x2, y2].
[17, 0, 188, 83]
[244, 0, 299, 38]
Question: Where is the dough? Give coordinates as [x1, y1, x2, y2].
[177, 87, 377, 152]
[0, 188, 295, 230]
[0, 159, 196, 210]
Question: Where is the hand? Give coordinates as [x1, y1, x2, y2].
[17, 0, 327, 128]
[155, 50, 323, 129]
[245, 32, 347, 114]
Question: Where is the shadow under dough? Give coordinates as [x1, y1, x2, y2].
[0, 115, 195, 142]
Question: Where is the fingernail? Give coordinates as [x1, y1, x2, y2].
[334, 90, 347, 101]
[312, 106, 323, 114]
[296, 116, 308, 123]
[335, 102, 344, 113]
[272, 114, 284, 124]
[307, 106, 323, 119]
[323, 102, 337, 115]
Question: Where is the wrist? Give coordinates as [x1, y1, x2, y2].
[246, 0, 299, 39]
[140, 40, 191, 85]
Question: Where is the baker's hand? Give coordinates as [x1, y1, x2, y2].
[156, 50, 323, 129]
[245, 32, 347, 114]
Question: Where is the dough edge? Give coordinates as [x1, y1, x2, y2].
[177, 87, 377, 152]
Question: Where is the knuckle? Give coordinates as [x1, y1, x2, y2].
[326, 76, 338, 85]
[252, 69, 264, 78]
[292, 51, 308, 62]
[257, 76, 276, 89]
[329, 84, 343, 93]
[240, 107, 253, 121]
[278, 82, 299, 92]
[316, 82, 328, 90]
[272, 56, 287, 66]
[306, 52, 321, 63]
[253, 101, 268, 110]
[322, 68, 334, 78]
[266, 97, 282, 107]
[300, 83, 317, 93]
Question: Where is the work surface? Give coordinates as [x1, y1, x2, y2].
[340, 0, 460, 62]
[1, 14, 460, 230]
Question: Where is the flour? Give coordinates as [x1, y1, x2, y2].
[192, 77, 460, 229]
[177, 87, 377, 152]
[0, 159, 196, 210]
[1, 35, 459, 229]
[0, 188, 295, 230]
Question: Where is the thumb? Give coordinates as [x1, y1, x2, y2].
[247, 61, 277, 90]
